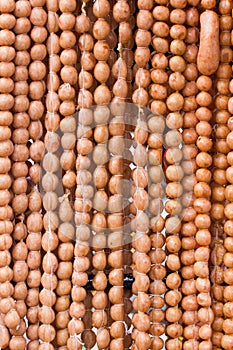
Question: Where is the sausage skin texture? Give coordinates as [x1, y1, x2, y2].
[197, 10, 220, 76]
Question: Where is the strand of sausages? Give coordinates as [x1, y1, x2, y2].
[104, 1, 131, 349]
[24, 0, 47, 348]
[67, 2, 93, 349]
[90, 1, 125, 349]
[147, 112, 166, 350]
[131, 126, 158, 350]
[0, 0, 24, 349]
[193, 75, 214, 350]
[90, 106, 109, 349]
[26, 10, 46, 341]
[131, 119, 151, 350]
[178, 2, 199, 349]
[52, 0, 78, 347]
[1, 0, 28, 348]
[191, 6, 218, 350]
[92, 0, 114, 349]
[122, 2, 135, 348]
[39, 0, 61, 348]
[216, 1, 233, 349]
[130, 2, 153, 349]
[90, 7, 111, 346]
[43, 3, 63, 348]
[90, 1, 111, 349]
[165, 1, 195, 349]
[26, 0, 47, 332]
[162, 1, 196, 348]
[210, 1, 233, 349]
[141, 1, 167, 348]
[45, 3, 63, 349]
[10, 0, 31, 346]
[146, 3, 169, 347]
[73, 3, 95, 349]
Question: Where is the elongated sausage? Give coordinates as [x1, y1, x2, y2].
[197, 10, 220, 76]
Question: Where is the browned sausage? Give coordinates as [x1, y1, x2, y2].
[197, 10, 220, 76]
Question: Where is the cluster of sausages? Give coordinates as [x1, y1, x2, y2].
[0, 0, 233, 349]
